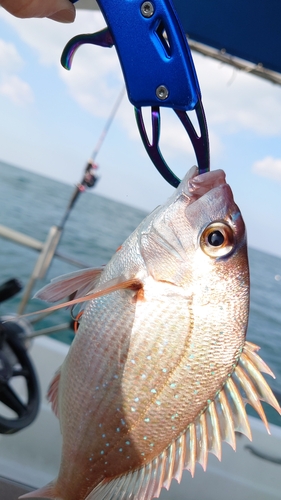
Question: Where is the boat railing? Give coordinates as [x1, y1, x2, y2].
[0, 223, 89, 317]
[0, 173, 95, 338]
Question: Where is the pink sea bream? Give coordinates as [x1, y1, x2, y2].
[21, 167, 281, 500]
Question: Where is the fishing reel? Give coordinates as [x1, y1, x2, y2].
[0, 279, 40, 434]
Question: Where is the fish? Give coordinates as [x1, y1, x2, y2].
[21, 166, 281, 500]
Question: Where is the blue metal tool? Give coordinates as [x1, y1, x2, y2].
[62, 0, 210, 186]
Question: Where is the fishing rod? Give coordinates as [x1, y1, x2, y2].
[17, 87, 125, 316]
[58, 86, 126, 229]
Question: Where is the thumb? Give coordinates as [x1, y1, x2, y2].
[0, 0, 76, 23]
[47, 0, 76, 23]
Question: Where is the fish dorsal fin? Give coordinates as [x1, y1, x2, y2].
[85, 341, 281, 500]
[35, 267, 104, 303]
[47, 369, 61, 419]
[24, 276, 143, 318]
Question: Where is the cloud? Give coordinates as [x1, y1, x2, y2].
[0, 38, 33, 104]
[252, 156, 281, 183]
[194, 53, 281, 136]
[58, 42, 122, 118]
[0, 8, 82, 67]
[2, 8, 281, 140]
[0, 39, 23, 72]
[0, 9, 124, 116]
[117, 102, 223, 166]
[0, 75, 33, 104]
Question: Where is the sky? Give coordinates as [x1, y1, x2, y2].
[0, 7, 281, 258]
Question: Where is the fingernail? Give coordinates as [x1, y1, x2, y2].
[49, 7, 75, 23]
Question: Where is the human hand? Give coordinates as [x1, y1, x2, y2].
[0, 0, 76, 23]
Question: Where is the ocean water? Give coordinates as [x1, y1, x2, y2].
[0, 160, 281, 399]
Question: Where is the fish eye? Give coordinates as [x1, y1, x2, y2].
[208, 230, 224, 247]
[200, 222, 235, 258]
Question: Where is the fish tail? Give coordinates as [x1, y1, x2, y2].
[19, 481, 60, 500]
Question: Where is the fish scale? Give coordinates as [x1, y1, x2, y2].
[57, 291, 139, 498]
[123, 311, 239, 459]
[21, 167, 281, 500]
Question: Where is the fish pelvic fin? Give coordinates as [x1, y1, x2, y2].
[47, 368, 61, 419]
[85, 341, 280, 500]
[19, 481, 59, 499]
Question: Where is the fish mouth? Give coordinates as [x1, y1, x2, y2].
[187, 168, 227, 200]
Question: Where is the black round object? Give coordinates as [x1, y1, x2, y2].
[0, 278, 22, 303]
[0, 320, 40, 434]
[207, 230, 225, 247]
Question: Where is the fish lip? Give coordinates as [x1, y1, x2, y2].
[176, 168, 228, 206]
[187, 169, 227, 196]
[166, 168, 228, 212]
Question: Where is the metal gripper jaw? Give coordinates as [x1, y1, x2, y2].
[61, 0, 210, 187]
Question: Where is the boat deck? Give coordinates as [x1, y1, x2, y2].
[1, 338, 281, 500]
[0, 476, 32, 500]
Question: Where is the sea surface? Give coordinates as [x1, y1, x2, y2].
[0, 160, 281, 399]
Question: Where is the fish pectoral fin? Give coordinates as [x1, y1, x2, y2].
[35, 267, 105, 303]
[22, 277, 143, 318]
[47, 369, 61, 419]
